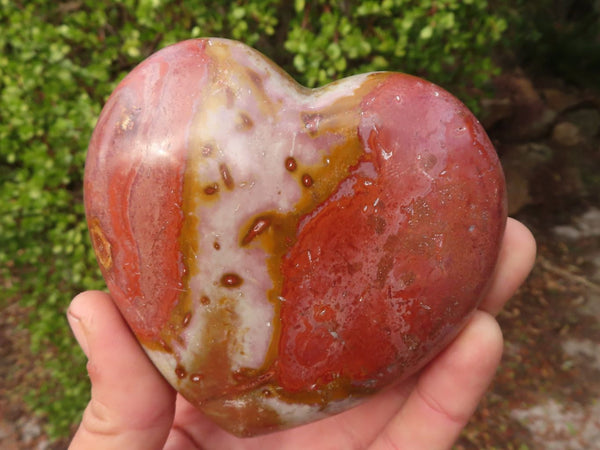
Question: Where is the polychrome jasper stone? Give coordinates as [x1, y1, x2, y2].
[84, 38, 506, 436]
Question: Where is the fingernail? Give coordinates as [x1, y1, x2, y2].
[67, 309, 90, 357]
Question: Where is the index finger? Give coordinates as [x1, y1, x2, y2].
[478, 217, 536, 316]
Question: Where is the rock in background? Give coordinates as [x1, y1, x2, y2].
[482, 71, 600, 216]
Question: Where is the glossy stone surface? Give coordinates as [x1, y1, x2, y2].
[84, 38, 506, 436]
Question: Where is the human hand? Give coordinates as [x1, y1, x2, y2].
[67, 217, 535, 450]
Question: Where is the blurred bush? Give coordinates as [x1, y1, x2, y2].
[0, 0, 523, 439]
[498, 0, 600, 88]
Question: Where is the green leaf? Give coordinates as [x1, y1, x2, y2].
[420, 25, 433, 40]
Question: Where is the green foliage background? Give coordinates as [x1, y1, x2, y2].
[1, 0, 597, 440]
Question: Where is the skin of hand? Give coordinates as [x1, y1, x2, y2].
[67, 217, 536, 450]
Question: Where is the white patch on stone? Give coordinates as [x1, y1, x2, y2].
[180, 47, 377, 373]
[144, 346, 178, 386]
[261, 395, 364, 429]
[262, 397, 327, 426]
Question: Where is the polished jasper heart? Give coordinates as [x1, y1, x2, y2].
[84, 38, 506, 436]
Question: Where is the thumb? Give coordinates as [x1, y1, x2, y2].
[67, 291, 176, 450]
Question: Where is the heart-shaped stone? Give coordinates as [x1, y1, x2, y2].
[84, 38, 506, 436]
